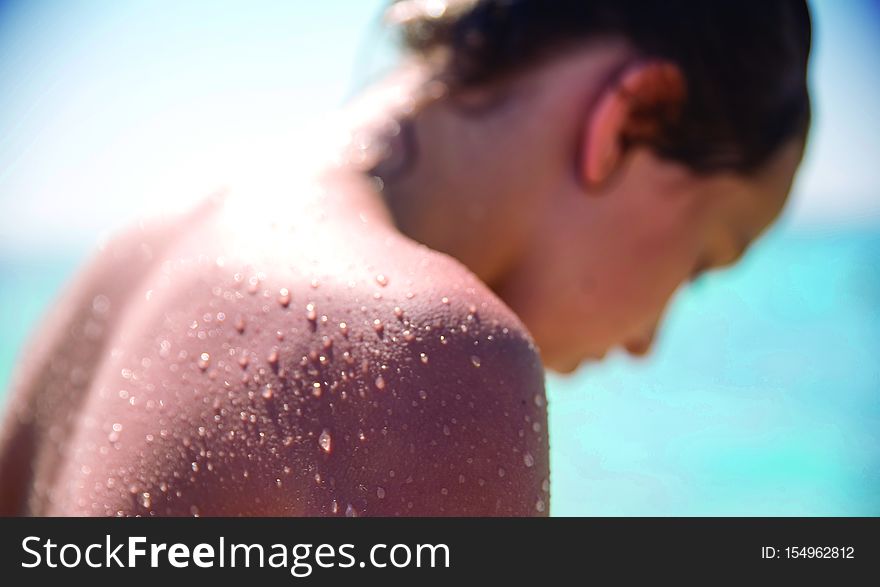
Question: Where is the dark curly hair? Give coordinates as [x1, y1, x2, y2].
[388, 0, 812, 174]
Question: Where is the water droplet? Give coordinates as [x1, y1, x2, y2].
[277, 288, 291, 307]
[377, 487, 386, 499]
[375, 376, 386, 390]
[534, 394, 545, 407]
[419, 352, 429, 364]
[470, 355, 481, 368]
[532, 422, 541, 433]
[375, 274, 389, 287]
[441, 296, 449, 305]
[140, 492, 151, 509]
[442, 425, 451, 436]
[345, 503, 358, 517]
[197, 352, 210, 371]
[523, 452, 535, 468]
[318, 429, 332, 453]
[92, 294, 111, 315]
[498, 467, 506, 478]
[542, 479, 550, 493]
[536, 498, 546, 513]
[418, 389, 427, 400]
[191, 462, 200, 472]
[247, 275, 260, 294]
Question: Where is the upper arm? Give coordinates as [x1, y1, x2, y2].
[284, 288, 550, 517]
[334, 323, 550, 516]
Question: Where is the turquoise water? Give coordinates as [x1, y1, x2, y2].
[1, 225, 878, 515]
[0, 246, 86, 388]
[549, 224, 880, 515]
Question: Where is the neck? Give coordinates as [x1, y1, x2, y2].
[316, 65, 508, 285]
[321, 44, 632, 287]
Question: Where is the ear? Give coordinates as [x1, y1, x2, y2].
[581, 60, 686, 189]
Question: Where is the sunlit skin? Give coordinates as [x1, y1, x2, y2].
[0, 42, 804, 516]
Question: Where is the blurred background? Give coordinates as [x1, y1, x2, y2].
[0, 0, 877, 515]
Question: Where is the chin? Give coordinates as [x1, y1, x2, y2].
[546, 355, 584, 375]
[546, 348, 607, 374]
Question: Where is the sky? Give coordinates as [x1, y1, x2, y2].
[0, 0, 878, 254]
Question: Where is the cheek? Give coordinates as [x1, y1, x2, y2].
[590, 208, 701, 332]
[496, 195, 701, 364]
[493, 220, 608, 361]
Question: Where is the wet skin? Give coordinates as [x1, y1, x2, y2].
[0, 179, 549, 516]
[0, 44, 804, 516]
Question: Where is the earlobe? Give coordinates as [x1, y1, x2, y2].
[581, 60, 686, 191]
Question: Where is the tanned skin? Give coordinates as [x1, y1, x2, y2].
[0, 42, 803, 516]
[0, 179, 549, 516]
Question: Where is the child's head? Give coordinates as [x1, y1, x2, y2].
[382, 0, 811, 371]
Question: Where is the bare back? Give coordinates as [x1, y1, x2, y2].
[0, 182, 549, 516]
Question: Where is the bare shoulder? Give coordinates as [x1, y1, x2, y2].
[316, 250, 550, 516]
[0, 195, 224, 515]
[52, 209, 549, 516]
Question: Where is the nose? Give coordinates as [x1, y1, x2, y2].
[624, 325, 657, 357]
